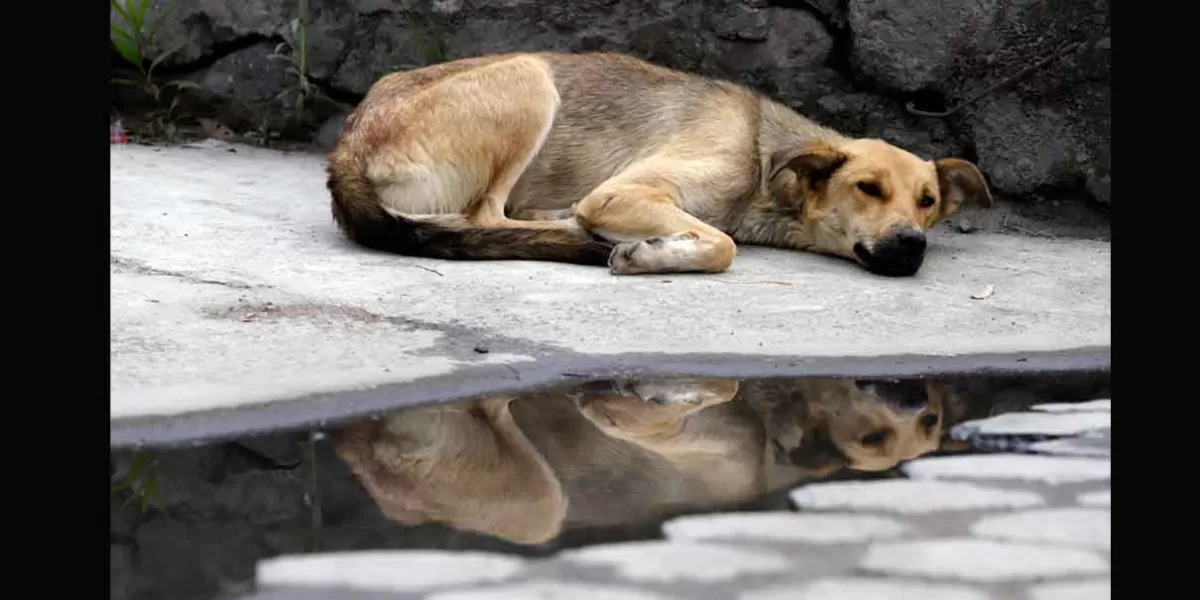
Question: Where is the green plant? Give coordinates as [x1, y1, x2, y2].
[110, 0, 199, 140]
[110, 450, 165, 513]
[270, 0, 336, 116]
[412, 14, 447, 66]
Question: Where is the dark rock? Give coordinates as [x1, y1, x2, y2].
[847, 0, 1110, 202]
[715, 7, 833, 80]
[113, 0, 296, 68]
[315, 112, 349, 151]
[848, 0, 1001, 93]
[446, 17, 571, 61]
[810, 89, 966, 159]
[234, 434, 307, 467]
[768, 66, 852, 115]
[432, 0, 465, 15]
[329, 12, 436, 95]
[133, 519, 264, 600]
[212, 470, 307, 525]
[628, 17, 718, 75]
[802, 0, 848, 29]
[715, 3, 771, 41]
[952, 0, 1110, 204]
[111, 544, 136, 599]
[969, 93, 1081, 194]
[198, 43, 291, 126]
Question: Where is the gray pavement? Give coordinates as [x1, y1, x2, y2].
[244, 398, 1112, 600]
[109, 140, 1110, 446]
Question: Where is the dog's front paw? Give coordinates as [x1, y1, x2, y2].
[608, 235, 695, 275]
[608, 240, 648, 275]
[630, 378, 741, 406]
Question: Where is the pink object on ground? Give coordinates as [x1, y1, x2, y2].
[111, 119, 129, 144]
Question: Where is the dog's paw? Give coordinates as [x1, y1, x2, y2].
[630, 378, 741, 406]
[608, 234, 699, 275]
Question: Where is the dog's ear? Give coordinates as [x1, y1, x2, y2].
[769, 141, 849, 185]
[935, 158, 993, 218]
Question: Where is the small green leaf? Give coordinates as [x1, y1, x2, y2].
[110, 23, 134, 42]
[144, 3, 180, 46]
[147, 44, 183, 78]
[164, 79, 200, 90]
[111, 78, 143, 87]
[135, 0, 152, 28]
[111, 36, 142, 68]
[128, 452, 150, 475]
[110, 0, 133, 26]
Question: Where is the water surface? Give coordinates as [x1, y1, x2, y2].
[110, 370, 1110, 600]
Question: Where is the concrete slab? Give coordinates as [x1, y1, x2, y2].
[109, 141, 1111, 446]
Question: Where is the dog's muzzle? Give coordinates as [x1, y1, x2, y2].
[854, 227, 927, 277]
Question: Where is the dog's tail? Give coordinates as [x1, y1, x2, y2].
[327, 157, 614, 266]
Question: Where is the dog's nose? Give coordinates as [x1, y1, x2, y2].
[895, 228, 926, 254]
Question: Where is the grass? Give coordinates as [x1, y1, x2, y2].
[111, 450, 165, 513]
[269, 0, 337, 118]
[110, 0, 199, 141]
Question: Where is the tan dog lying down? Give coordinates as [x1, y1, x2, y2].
[327, 51, 992, 277]
[333, 377, 969, 545]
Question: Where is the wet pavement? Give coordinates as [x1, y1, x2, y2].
[111, 371, 1110, 600]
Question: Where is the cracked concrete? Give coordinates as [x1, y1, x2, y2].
[109, 140, 1111, 446]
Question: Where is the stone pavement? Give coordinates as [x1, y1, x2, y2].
[110, 140, 1111, 447]
[242, 398, 1111, 600]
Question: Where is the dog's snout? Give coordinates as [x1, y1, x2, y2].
[895, 228, 926, 253]
[857, 227, 927, 277]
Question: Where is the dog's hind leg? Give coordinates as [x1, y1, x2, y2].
[334, 396, 567, 545]
[373, 56, 581, 234]
[340, 55, 611, 264]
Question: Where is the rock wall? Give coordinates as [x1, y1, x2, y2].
[111, 0, 1110, 207]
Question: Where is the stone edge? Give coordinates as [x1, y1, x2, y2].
[110, 346, 1110, 448]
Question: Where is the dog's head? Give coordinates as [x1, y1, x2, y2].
[763, 377, 949, 475]
[769, 138, 993, 277]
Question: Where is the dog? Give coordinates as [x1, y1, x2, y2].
[333, 376, 970, 545]
[326, 51, 993, 277]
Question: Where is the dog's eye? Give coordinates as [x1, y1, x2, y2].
[919, 195, 936, 209]
[857, 182, 882, 197]
[860, 431, 887, 446]
[920, 413, 939, 429]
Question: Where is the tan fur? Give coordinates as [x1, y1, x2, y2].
[328, 51, 993, 276]
[333, 377, 971, 545]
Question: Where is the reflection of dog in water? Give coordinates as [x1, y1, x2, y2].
[334, 377, 969, 545]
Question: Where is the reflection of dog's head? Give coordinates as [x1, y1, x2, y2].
[758, 378, 951, 475]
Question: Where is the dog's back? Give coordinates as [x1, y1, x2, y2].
[510, 53, 759, 210]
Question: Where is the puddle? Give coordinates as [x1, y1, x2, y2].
[111, 370, 1110, 600]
